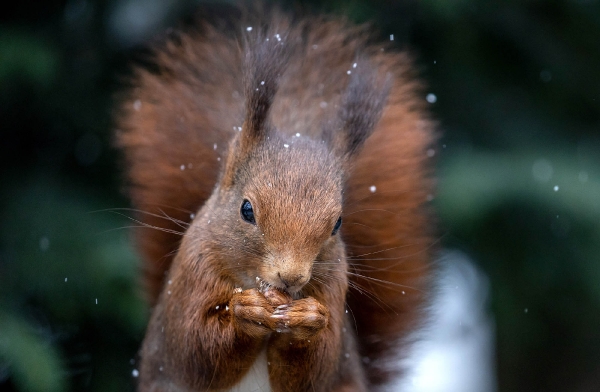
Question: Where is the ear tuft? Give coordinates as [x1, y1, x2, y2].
[221, 27, 291, 188]
[241, 29, 290, 147]
[327, 59, 392, 158]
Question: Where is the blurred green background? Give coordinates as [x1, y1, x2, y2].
[1, 0, 598, 391]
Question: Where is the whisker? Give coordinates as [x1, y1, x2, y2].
[142, 203, 195, 215]
[91, 207, 191, 226]
[311, 267, 395, 314]
[348, 243, 416, 259]
[98, 224, 184, 236]
[345, 271, 421, 293]
[157, 208, 191, 229]
[346, 234, 444, 260]
[344, 222, 377, 230]
[94, 209, 188, 236]
[324, 262, 431, 275]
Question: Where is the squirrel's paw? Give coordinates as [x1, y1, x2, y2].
[230, 288, 277, 337]
[262, 288, 293, 307]
[270, 297, 329, 340]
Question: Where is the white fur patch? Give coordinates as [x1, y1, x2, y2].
[227, 347, 271, 392]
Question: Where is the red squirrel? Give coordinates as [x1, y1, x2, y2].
[116, 7, 436, 392]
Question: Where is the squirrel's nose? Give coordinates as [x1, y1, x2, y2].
[277, 272, 305, 289]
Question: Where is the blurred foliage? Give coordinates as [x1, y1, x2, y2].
[1, 0, 599, 391]
[0, 179, 146, 391]
[0, 311, 65, 392]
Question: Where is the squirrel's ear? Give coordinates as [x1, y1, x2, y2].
[221, 30, 290, 187]
[325, 60, 392, 160]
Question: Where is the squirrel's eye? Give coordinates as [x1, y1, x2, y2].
[331, 217, 342, 236]
[240, 199, 256, 225]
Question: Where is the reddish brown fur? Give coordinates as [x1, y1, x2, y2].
[116, 7, 435, 392]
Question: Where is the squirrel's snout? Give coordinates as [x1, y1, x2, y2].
[277, 272, 308, 292]
[264, 252, 313, 292]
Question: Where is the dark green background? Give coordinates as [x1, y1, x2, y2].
[1, 0, 599, 391]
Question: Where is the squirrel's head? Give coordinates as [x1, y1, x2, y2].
[215, 137, 344, 293]
[185, 31, 390, 294]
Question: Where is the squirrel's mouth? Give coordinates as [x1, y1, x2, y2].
[255, 276, 302, 298]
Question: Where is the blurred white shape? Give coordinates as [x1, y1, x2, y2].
[389, 251, 497, 392]
[39, 236, 50, 251]
[108, 0, 176, 47]
[532, 159, 553, 182]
